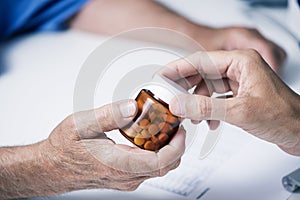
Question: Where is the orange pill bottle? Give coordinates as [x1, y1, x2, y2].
[119, 74, 187, 151]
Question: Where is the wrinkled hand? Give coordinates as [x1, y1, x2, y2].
[212, 27, 286, 73]
[42, 100, 185, 193]
[165, 50, 300, 156]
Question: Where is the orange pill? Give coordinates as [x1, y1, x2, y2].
[148, 124, 159, 135]
[158, 133, 169, 144]
[158, 122, 166, 129]
[151, 135, 159, 144]
[144, 141, 157, 151]
[166, 115, 178, 124]
[160, 113, 168, 121]
[158, 122, 172, 133]
[132, 123, 142, 133]
[126, 128, 137, 138]
[134, 137, 145, 146]
[141, 129, 150, 138]
[139, 119, 150, 128]
[149, 112, 157, 122]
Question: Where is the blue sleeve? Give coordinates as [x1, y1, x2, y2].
[0, 0, 89, 41]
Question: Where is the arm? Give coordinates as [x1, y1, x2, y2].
[166, 49, 300, 156]
[70, 0, 216, 50]
[0, 142, 62, 198]
[71, 0, 286, 72]
[0, 100, 185, 199]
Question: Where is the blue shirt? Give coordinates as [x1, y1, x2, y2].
[0, 0, 89, 41]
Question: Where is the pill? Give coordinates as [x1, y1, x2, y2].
[144, 141, 157, 151]
[141, 129, 150, 138]
[126, 128, 137, 138]
[134, 137, 145, 146]
[132, 123, 142, 133]
[158, 133, 169, 144]
[166, 115, 178, 124]
[148, 124, 159, 135]
[151, 135, 159, 144]
[139, 119, 150, 128]
[149, 112, 157, 122]
[158, 122, 172, 133]
[159, 113, 168, 121]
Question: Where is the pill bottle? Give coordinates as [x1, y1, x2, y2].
[119, 74, 187, 151]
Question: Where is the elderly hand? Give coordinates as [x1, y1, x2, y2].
[211, 27, 286, 73]
[165, 49, 300, 156]
[0, 100, 185, 199]
[45, 100, 185, 191]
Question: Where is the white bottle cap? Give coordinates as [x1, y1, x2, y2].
[131, 74, 188, 104]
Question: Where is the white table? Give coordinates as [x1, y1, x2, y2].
[1, 0, 300, 199]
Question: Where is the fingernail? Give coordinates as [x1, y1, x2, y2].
[170, 97, 185, 116]
[208, 120, 220, 131]
[119, 100, 137, 118]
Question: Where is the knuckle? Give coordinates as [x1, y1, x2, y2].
[59, 114, 79, 139]
[63, 114, 76, 129]
[235, 49, 262, 69]
[96, 105, 116, 131]
[243, 49, 261, 59]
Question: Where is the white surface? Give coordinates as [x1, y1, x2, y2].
[1, 0, 300, 200]
[287, 0, 300, 40]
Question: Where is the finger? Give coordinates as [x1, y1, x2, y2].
[159, 159, 181, 177]
[228, 79, 239, 96]
[191, 119, 201, 124]
[170, 51, 230, 79]
[90, 127, 185, 177]
[194, 80, 210, 96]
[255, 40, 286, 73]
[163, 58, 200, 81]
[193, 81, 210, 125]
[74, 100, 137, 139]
[176, 74, 202, 90]
[193, 78, 231, 95]
[205, 79, 231, 94]
[169, 94, 243, 125]
[156, 126, 186, 172]
[113, 179, 145, 191]
[207, 120, 220, 130]
[194, 82, 223, 130]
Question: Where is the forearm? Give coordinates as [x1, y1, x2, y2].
[71, 0, 219, 50]
[0, 141, 64, 199]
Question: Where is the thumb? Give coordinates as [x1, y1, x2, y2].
[169, 94, 241, 124]
[74, 100, 137, 139]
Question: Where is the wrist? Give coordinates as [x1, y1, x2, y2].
[278, 95, 300, 156]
